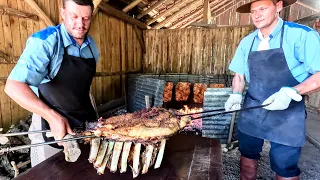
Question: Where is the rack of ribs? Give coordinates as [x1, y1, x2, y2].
[83, 107, 190, 178]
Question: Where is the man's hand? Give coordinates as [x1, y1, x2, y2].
[47, 113, 75, 146]
[225, 93, 243, 111]
[262, 87, 302, 111]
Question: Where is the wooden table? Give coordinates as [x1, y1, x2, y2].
[15, 134, 223, 180]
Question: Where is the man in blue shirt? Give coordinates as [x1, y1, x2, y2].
[225, 0, 320, 179]
[4, 0, 99, 166]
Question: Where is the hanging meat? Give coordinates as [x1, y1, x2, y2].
[193, 83, 207, 103]
[83, 107, 190, 178]
[163, 82, 173, 102]
[209, 84, 225, 88]
[175, 82, 191, 101]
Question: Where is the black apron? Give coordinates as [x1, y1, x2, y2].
[238, 26, 306, 147]
[38, 43, 97, 149]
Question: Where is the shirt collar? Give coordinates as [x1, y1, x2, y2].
[255, 17, 284, 40]
[60, 23, 91, 48]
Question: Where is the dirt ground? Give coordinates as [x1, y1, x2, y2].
[222, 140, 320, 180]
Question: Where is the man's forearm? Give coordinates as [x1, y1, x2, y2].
[232, 73, 246, 94]
[4, 79, 57, 123]
[294, 72, 320, 95]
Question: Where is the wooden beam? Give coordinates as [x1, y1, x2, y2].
[152, 0, 201, 29]
[99, 2, 150, 29]
[133, 25, 146, 53]
[93, 0, 104, 17]
[0, 50, 19, 64]
[146, 0, 192, 25]
[0, 5, 38, 21]
[296, 1, 320, 12]
[189, 22, 217, 28]
[169, 0, 225, 29]
[213, 0, 241, 17]
[179, 0, 238, 28]
[122, 0, 144, 13]
[203, 0, 211, 23]
[24, 0, 55, 26]
[136, 0, 167, 19]
[282, 5, 291, 21]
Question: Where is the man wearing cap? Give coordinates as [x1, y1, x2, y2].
[225, 0, 320, 179]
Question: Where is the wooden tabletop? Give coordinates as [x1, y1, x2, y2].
[15, 134, 222, 180]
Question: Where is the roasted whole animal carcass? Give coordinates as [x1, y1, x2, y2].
[83, 107, 190, 178]
[175, 82, 191, 101]
[209, 84, 225, 88]
[163, 82, 173, 102]
[193, 83, 207, 103]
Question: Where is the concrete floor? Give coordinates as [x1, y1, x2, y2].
[222, 111, 320, 180]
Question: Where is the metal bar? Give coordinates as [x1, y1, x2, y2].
[0, 135, 96, 154]
[178, 108, 225, 116]
[0, 129, 51, 137]
[190, 104, 270, 120]
[227, 112, 236, 146]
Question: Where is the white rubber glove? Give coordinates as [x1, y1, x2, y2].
[262, 87, 302, 111]
[225, 93, 242, 111]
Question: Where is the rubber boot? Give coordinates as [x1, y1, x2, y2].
[240, 156, 258, 180]
[275, 174, 299, 180]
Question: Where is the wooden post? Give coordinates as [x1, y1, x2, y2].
[227, 112, 236, 146]
[24, 0, 55, 26]
[145, 95, 150, 108]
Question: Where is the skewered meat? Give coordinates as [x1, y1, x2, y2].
[193, 83, 207, 103]
[209, 84, 225, 88]
[84, 107, 190, 178]
[163, 82, 173, 102]
[175, 82, 191, 101]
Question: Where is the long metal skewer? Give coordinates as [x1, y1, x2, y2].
[189, 104, 270, 120]
[0, 135, 96, 154]
[0, 129, 51, 137]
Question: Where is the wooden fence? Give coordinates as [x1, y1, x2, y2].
[143, 26, 255, 75]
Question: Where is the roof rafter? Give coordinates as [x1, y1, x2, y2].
[146, 0, 193, 25]
[152, 0, 202, 29]
[136, 0, 168, 19]
[123, 0, 144, 13]
[181, 0, 242, 28]
[296, 1, 320, 12]
[169, 0, 226, 29]
[178, 0, 240, 28]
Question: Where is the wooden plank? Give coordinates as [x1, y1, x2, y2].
[189, 22, 217, 28]
[122, 0, 143, 13]
[127, 24, 133, 71]
[24, 0, 54, 26]
[99, 2, 149, 30]
[1, 0, 13, 58]
[136, 0, 167, 19]
[133, 25, 146, 53]
[120, 21, 126, 72]
[8, 0, 23, 58]
[0, 5, 38, 20]
[146, 0, 192, 26]
[17, 0, 29, 53]
[203, 0, 211, 23]
[152, 0, 201, 29]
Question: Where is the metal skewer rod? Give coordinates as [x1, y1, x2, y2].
[190, 104, 270, 120]
[0, 129, 51, 137]
[0, 135, 96, 154]
[177, 108, 225, 116]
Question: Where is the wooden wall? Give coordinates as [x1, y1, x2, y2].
[144, 26, 255, 74]
[215, 2, 318, 26]
[0, 0, 143, 130]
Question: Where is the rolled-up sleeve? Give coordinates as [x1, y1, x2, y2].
[8, 37, 51, 87]
[297, 30, 320, 75]
[229, 39, 246, 75]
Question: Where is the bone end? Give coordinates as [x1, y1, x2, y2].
[154, 139, 166, 169]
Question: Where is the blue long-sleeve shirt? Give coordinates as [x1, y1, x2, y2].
[229, 18, 320, 83]
[8, 23, 100, 94]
